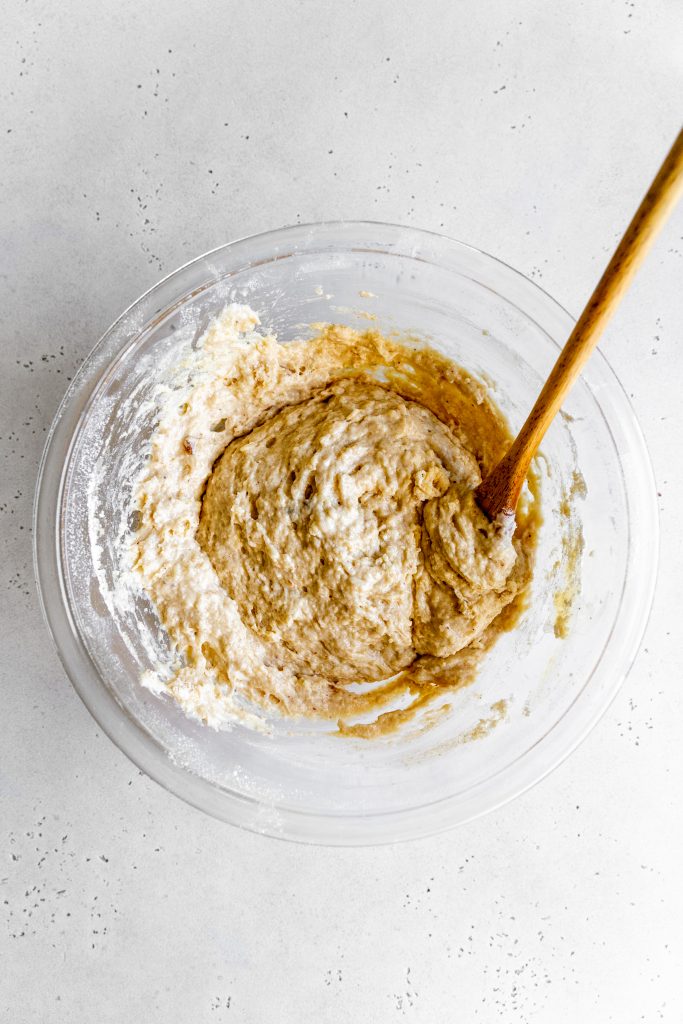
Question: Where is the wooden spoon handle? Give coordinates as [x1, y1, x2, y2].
[477, 127, 683, 520]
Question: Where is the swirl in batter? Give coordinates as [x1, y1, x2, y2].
[132, 306, 537, 736]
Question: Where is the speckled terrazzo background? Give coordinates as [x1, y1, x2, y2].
[2, 0, 683, 1020]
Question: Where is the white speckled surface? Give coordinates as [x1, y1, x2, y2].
[2, 1, 682, 1019]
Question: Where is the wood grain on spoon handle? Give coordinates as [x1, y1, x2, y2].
[476, 127, 683, 520]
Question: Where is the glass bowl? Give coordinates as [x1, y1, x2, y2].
[33, 222, 658, 845]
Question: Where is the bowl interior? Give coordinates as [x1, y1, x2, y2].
[37, 223, 657, 843]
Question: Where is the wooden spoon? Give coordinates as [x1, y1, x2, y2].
[476, 127, 683, 521]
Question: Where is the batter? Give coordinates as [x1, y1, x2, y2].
[132, 305, 537, 735]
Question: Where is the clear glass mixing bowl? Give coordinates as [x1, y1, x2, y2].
[33, 222, 658, 845]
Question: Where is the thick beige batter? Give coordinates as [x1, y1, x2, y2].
[132, 305, 538, 735]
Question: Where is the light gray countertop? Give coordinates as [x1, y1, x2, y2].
[2, 1, 682, 1020]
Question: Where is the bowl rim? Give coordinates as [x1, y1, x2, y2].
[33, 219, 659, 845]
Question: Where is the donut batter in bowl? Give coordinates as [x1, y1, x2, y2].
[132, 306, 538, 736]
